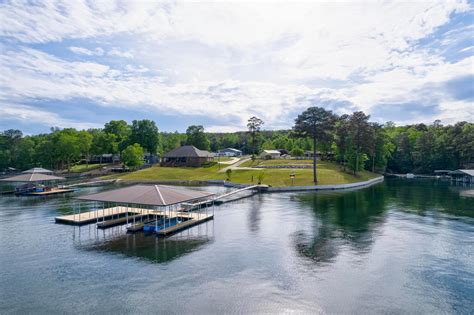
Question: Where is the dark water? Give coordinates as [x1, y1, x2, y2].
[1, 179, 473, 314]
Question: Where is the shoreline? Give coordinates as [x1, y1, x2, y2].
[112, 176, 385, 192]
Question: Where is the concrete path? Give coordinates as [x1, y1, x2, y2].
[217, 157, 240, 165]
[218, 157, 252, 173]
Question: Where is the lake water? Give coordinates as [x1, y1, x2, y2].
[1, 179, 473, 314]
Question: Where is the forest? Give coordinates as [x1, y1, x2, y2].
[1, 107, 473, 175]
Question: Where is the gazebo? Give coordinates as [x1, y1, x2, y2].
[0, 168, 66, 195]
[74, 185, 216, 235]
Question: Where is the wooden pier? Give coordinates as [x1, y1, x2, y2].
[55, 206, 212, 229]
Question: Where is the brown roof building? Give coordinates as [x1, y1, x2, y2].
[161, 145, 213, 167]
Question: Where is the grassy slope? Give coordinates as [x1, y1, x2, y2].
[70, 163, 109, 173]
[240, 159, 313, 167]
[114, 160, 379, 186]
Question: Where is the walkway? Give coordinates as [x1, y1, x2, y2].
[218, 157, 252, 173]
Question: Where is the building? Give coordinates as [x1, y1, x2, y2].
[89, 154, 120, 164]
[217, 148, 242, 157]
[161, 145, 213, 167]
[449, 169, 474, 184]
[260, 150, 281, 159]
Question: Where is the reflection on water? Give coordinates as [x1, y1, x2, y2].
[72, 223, 214, 264]
[293, 184, 388, 263]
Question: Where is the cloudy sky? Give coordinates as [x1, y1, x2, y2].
[0, 0, 473, 134]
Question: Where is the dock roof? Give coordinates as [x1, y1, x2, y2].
[76, 184, 215, 206]
[22, 167, 53, 174]
[450, 169, 474, 176]
[0, 173, 65, 182]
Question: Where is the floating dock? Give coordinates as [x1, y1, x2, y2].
[55, 205, 213, 236]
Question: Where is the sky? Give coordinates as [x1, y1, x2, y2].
[0, 0, 473, 134]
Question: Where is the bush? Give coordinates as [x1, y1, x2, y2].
[225, 169, 232, 181]
[291, 147, 304, 157]
[121, 143, 144, 169]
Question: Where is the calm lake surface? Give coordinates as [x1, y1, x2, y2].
[1, 178, 473, 314]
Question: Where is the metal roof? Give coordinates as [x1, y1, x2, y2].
[262, 150, 281, 154]
[219, 148, 242, 152]
[22, 167, 53, 174]
[450, 169, 474, 176]
[0, 173, 65, 182]
[163, 146, 213, 158]
[76, 184, 215, 206]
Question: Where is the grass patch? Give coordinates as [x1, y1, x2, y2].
[70, 163, 109, 173]
[213, 157, 234, 162]
[240, 159, 313, 167]
[113, 161, 379, 186]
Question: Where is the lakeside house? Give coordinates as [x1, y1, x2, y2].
[161, 145, 213, 167]
[217, 148, 242, 157]
[260, 150, 281, 159]
[89, 154, 120, 164]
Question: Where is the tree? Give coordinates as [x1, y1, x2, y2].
[77, 130, 93, 167]
[186, 125, 210, 150]
[348, 111, 373, 175]
[130, 120, 160, 154]
[293, 107, 336, 183]
[247, 116, 264, 154]
[335, 114, 351, 171]
[121, 143, 144, 169]
[291, 147, 304, 157]
[104, 120, 131, 151]
[91, 131, 118, 164]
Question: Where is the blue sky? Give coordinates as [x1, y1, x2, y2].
[0, 0, 473, 134]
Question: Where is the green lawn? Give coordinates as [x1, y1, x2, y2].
[240, 159, 313, 167]
[113, 161, 379, 186]
[70, 163, 108, 173]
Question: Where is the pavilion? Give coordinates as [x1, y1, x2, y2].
[69, 184, 216, 235]
[0, 168, 67, 195]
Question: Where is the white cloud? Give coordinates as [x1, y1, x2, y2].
[108, 48, 133, 59]
[0, 102, 101, 130]
[0, 0, 472, 130]
[69, 46, 104, 56]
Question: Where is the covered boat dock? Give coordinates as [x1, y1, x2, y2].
[0, 168, 72, 195]
[55, 185, 216, 236]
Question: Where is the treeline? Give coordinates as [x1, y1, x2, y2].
[0, 111, 472, 174]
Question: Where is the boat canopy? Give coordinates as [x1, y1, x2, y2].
[76, 184, 215, 206]
[0, 173, 65, 182]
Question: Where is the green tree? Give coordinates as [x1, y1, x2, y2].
[335, 114, 351, 171]
[121, 143, 144, 169]
[91, 131, 118, 164]
[15, 137, 35, 170]
[130, 120, 160, 154]
[293, 107, 337, 183]
[247, 116, 264, 154]
[104, 120, 131, 151]
[348, 111, 373, 175]
[186, 125, 210, 150]
[291, 147, 304, 157]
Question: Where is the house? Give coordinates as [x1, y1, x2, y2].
[89, 154, 120, 164]
[449, 169, 474, 184]
[260, 150, 281, 159]
[143, 152, 160, 165]
[161, 145, 214, 167]
[217, 148, 242, 157]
